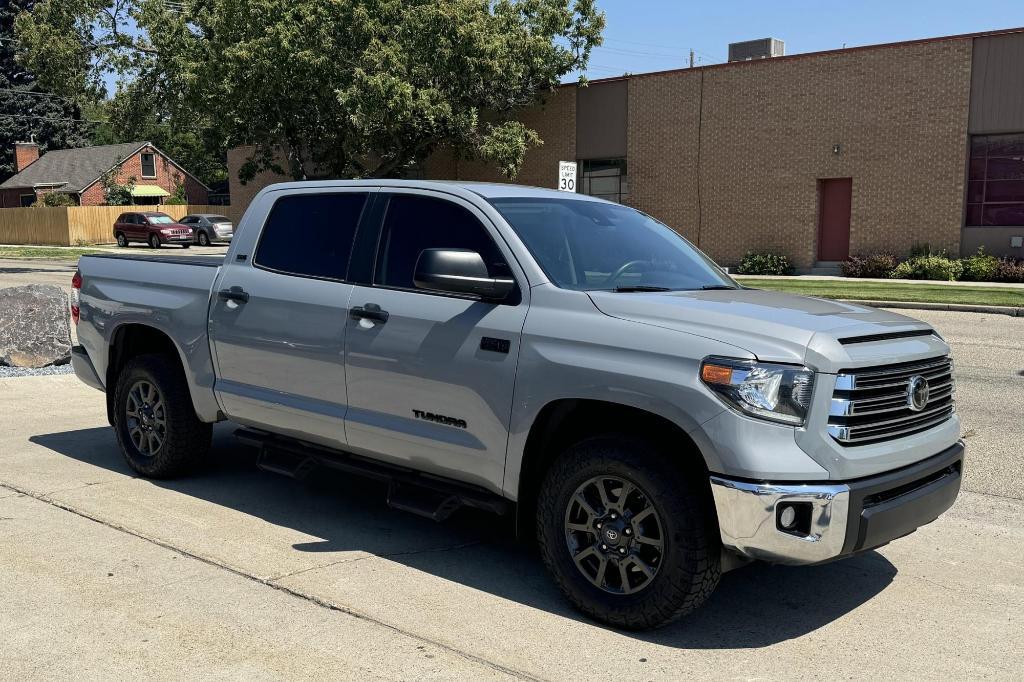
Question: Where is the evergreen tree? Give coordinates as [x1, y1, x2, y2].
[0, 0, 89, 183]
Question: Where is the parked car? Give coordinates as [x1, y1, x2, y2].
[180, 213, 234, 246]
[73, 181, 963, 630]
[113, 211, 193, 249]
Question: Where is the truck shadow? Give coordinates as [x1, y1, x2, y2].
[29, 424, 897, 649]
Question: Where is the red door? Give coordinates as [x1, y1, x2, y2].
[818, 178, 852, 261]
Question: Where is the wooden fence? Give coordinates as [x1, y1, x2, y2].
[0, 204, 243, 246]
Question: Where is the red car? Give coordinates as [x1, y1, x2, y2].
[113, 211, 194, 249]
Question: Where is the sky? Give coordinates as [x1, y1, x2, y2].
[571, 0, 1024, 81]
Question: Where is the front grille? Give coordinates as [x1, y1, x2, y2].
[828, 356, 955, 445]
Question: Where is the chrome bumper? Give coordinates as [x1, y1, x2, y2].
[710, 441, 964, 565]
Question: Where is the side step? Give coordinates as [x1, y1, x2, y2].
[236, 428, 511, 522]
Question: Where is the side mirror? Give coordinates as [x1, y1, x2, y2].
[414, 248, 514, 301]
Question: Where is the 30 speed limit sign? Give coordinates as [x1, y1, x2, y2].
[558, 161, 577, 192]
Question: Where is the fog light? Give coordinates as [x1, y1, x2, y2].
[779, 504, 797, 530]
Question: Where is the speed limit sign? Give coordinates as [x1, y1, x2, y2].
[558, 161, 577, 192]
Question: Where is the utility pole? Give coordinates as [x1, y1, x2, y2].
[689, 48, 695, 68]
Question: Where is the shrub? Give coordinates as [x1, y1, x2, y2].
[33, 192, 77, 208]
[959, 247, 1000, 282]
[841, 253, 898, 278]
[163, 196, 187, 205]
[993, 257, 1024, 283]
[890, 255, 963, 281]
[736, 252, 795, 276]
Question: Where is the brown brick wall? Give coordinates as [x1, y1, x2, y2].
[0, 188, 37, 208]
[455, 88, 576, 189]
[626, 39, 973, 268]
[627, 72, 703, 243]
[79, 145, 209, 206]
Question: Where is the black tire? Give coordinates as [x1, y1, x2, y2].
[181, 243, 191, 249]
[148, 233, 161, 249]
[198, 231, 210, 246]
[116, 232, 128, 247]
[536, 435, 720, 630]
[112, 354, 212, 478]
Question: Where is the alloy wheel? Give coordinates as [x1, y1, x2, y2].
[125, 380, 167, 457]
[564, 475, 665, 595]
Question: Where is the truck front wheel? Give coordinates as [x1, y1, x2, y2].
[112, 354, 212, 478]
[536, 435, 721, 629]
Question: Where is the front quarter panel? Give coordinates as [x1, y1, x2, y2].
[503, 284, 749, 499]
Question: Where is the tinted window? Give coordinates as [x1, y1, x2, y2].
[255, 193, 368, 280]
[375, 195, 509, 289]
[180, 216, 196, 224]
[489, 198, 735, 292]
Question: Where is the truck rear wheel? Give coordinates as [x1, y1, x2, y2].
[536, 435, 721, 630]
[112, 354, 212, 478]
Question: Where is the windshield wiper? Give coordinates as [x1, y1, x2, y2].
[700, 284, 739, 290]
[612, 285, 673, 292]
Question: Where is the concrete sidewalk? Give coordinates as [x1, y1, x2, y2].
[2, 367, 1022, 679]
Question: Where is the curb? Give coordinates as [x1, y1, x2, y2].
[839, 299, 1024, 317]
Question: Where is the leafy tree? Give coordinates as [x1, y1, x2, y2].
[100, 165, 135, 205]
[17, 0, 604, 181]
[0, 0, 89, 183]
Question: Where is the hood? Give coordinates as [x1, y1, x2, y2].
[587, 288, 935, 367]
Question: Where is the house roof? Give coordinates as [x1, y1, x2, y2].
[0, 141, 210, 193]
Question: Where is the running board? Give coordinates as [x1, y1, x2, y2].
[235, 428, 511, 521]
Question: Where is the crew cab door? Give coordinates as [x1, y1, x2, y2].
[343, 190, 528, 491]
[208, 188, 373, 449]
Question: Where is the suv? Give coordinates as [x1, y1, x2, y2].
[113, 211, 194, 248]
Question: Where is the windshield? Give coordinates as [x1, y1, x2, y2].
[147, 214, 175, 224]
[489, 198, 736, 291]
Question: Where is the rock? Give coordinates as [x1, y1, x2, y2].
[0, 284, 72, 368]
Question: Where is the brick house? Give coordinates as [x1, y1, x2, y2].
[0, 141, 209, 208]
[229, 26, 1024, 267]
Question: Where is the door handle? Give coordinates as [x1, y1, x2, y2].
[350, 303, 389, 323]
[218, 286, 250, 304]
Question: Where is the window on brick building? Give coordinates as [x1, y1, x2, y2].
[579, 158, 628, 204]
[141, 153, 157, 178]
[967, 134, 1024, 226]
[19, 194, 35, 207]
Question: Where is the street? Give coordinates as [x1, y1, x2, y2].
[1, 277, 1022, 678]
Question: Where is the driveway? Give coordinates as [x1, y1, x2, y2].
[0, 300, 1022, 677]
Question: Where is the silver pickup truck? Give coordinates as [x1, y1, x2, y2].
[71, 180, 964, 629]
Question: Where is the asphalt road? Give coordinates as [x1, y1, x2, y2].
[0, 267, 1022, 677]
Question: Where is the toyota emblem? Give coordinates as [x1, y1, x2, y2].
[907, 375, 930, 412]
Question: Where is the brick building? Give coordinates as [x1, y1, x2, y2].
[229, 27, 1024, 268]
[0, 141, 209, 208]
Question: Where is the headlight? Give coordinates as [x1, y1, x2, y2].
[160, 228, 174, 234]
[700, 357, 815, 425]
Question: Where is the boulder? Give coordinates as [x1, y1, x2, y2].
[0, 284, 72, 368]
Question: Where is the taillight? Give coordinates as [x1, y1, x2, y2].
[71, 270, 82, 325]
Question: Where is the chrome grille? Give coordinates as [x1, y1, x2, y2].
[828, 356, 955, 445]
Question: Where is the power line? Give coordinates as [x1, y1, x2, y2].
[0, 87, 77, 102]
[0, 112, 102, 125]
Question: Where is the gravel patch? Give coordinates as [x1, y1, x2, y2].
[0, 363, 74, 378]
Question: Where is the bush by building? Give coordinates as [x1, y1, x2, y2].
[840, 253, 899, 278]
[889, 254, 964, 281]
[959, 247, 1000, 282]
[993, 257, 1024, 283]
[736, 252, 794, 276]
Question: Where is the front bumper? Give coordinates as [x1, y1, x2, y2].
[710, 441, 964, 565]
[162, 234, 193, 244]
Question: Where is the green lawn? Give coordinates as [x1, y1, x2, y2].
[0, 246, 109, 260]
[741, 278, 1024, 308]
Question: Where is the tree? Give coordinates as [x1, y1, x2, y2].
[17, 0, 604, 181]
[0, 0, 89, 183]
[100, 165, 135, 205]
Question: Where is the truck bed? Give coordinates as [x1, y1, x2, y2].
[75, 252, 225, 421]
